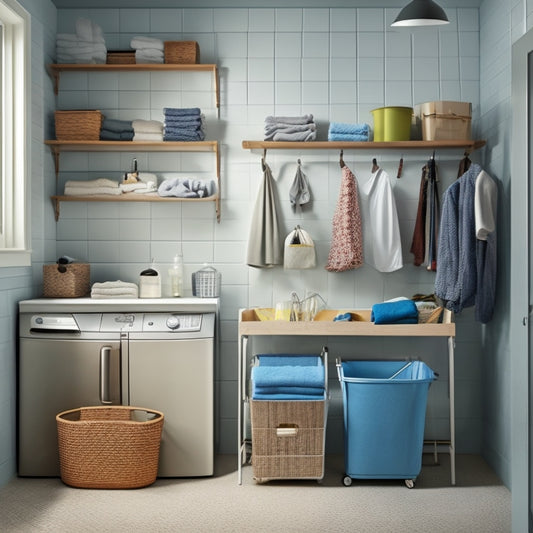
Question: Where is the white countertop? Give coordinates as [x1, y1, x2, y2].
[19, 297, 219, 314]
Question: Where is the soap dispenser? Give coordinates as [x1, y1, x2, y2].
[168, 253, 184, 297]
[139, 259, 161, 298]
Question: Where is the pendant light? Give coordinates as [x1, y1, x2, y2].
[391, 0, 449, 27]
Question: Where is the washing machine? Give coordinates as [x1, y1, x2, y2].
[18, 298, 217, 478]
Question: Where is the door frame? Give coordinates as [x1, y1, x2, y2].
[511, 28, 533, 532]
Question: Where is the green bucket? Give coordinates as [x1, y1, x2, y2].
[371, 106, 413, 141]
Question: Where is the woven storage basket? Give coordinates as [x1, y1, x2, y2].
[192, 266, 221, 298]
[418, 306, 443, 324]
[55, 110, 103, 141]
[106, 51, 136, 64]
[250, 400, 326, 482]
[164, 41, 199, 64]
[43, 263, 90, 298]
[56, 406, 164, 489]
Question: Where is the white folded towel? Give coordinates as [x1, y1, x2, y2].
[64, 186, 122, 196]
[133, 132, 164, 142]
[65, 178, 119, 189]
[92, 280, 138, 290]
[135, 51, 164, 64]
[130, 36, 164, 51]
[120, 182, 149, 193]
[76, 17, 105, 44]
[133, 181, 157, 194]
[132, 119, 164, 133]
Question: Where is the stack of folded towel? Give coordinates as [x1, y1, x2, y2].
[130, 36, 164, 64]
[120, 172, 158, 194]
[264, 114, 316, 142]
[64, 178, 121, 196]
[56, 18, 107, 64]
[251, 355, 326, 400]
[132, 119, 164, 142]
[91, 280, 139, 299]
[328, 122, 370, 142]
[158, 176, 215, 198]
[100, 118, 134, 141]
[163, 108, 205, 141]
[370, 299, 419, 325]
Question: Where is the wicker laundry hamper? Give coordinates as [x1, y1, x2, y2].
[56, 406, 164, 489]
[43, 263, 90, 298]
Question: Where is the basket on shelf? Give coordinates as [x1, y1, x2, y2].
[418, 306, 443, 324]
[106, 51, 136, 64]
[55, 110, 103, 141]
[43, 263, 90, 298]
[56, 406, 164, 489]
[164, 41, 200, 64]
[192, 266, 221, 298]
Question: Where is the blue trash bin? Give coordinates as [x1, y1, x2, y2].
[336, 359, 436, 487]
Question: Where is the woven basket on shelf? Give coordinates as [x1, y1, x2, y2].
[56, 406, 164, 489]
[418, 306, 443, 324]
[43, 263, 90, 298]
[55, 110, 103, 141]
[106, 51, 136, 64]
[164, 41, 199, 64]
[192, 266, 221, 298]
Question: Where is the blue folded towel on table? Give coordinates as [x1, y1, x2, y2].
[371, 299, 419, 325]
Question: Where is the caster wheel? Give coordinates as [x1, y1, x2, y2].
[343, 475, 352, 486]
[404, 479, 415, 489]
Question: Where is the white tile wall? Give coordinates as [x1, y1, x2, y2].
[48, 6, 486, 457]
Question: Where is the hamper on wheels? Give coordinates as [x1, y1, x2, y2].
[56, 406, 164, 489]
[336, 359, 436, 487]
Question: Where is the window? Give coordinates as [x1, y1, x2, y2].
[0, 0, 30, 267]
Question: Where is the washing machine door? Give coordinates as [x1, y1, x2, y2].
[18, 337, 121, 477]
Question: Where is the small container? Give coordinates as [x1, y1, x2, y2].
[371, 106, 413, 141]
[168, 254, 184, 297]
[139, 262, 161, 298]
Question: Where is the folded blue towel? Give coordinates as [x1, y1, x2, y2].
[327, 133, 369, 142]
[101, 118, 133, 133]
[371, 300, 419, 325]
[163, 130, 205, 141]
[164, 107, 201, 117]
[252, 392, 326, 400]
[256, 355, 322, 367]
[100, 129, 134, 141]
[328, 122, 369, 135]
[251, 365, 324, 388]
[164, 118, 203, 128]
[253, 385, 325, 396]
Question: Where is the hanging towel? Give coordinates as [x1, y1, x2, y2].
[289, 160, 311, 209]
[325, 164, 364, 272]
[410, 165, 429, 266]
[359, 167, 403, 273]
[370, 299, 419, 325]
[246, 160, 283, 268]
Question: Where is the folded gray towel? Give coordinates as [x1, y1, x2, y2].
[265, 114, 314, 125]
[264, 123, 316, 141]
[272, 130, 317, 142]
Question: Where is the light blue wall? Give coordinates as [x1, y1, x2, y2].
[0, 0, 56, 486]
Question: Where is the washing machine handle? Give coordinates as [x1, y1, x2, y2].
[100, 346, 113, 405]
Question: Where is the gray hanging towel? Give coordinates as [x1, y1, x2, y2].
[289, 159, 311, 209]
[325, 164, 364, 272]
[246, 160, 283, 268]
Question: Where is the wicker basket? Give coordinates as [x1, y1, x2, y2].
[55, 110, 103, 141]
[56, 406, 164, 489]
[164, 41, 199, 64]
[192, 266, 221, 298]
[250, 400, 326, 482]
[106, 51, 136, 64]
[418, 306, 443, 324]
[43, 263, 90, 298]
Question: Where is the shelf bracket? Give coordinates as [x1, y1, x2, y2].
[49, 145, 60, 177]
[52, 197, 60, 221]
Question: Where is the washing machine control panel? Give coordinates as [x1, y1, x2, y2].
[143, 313, 202, 332]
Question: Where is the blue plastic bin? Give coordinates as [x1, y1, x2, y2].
[337, 360, 436, 484]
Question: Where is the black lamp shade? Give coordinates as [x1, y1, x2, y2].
[391, 0, 450, 27]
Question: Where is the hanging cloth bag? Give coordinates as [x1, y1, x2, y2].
[283, 225, 316, 269]
[289, 159, 311, 209]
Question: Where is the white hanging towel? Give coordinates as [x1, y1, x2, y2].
[359, 167, 403, 272]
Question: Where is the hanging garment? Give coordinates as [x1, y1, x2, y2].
[457, 153, 471, 179]
[289, 160, 311, 209]
[246, 160, 283, 268]
[434, 163, 498, 322]
[425, 157, 440, 271]
[325, 164, 363, 272]
[359, 167, 403, 273]
[410, 165, 429, 266]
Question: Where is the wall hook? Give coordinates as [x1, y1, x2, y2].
[339, 149, 345, 168]
[371, 157, 379, 172]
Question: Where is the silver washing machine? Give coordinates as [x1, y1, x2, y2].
[18, 298, 217, 478]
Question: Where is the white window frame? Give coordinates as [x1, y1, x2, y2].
[0, 0, 30, 267]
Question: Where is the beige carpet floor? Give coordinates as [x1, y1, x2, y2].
[0, 454, 511, 533]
